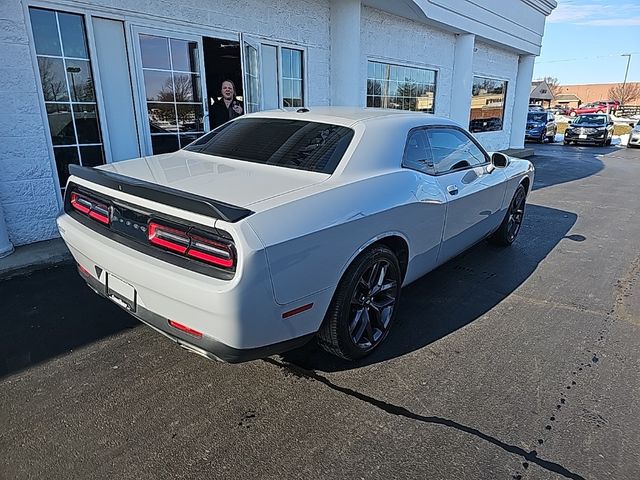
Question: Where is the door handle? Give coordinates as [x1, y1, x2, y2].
[447, 185, 459, 196]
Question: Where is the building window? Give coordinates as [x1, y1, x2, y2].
[367, 61, 437, 113]
[281, 48, 303, 107]
[139, 34, 204, 154]
[469, 76, 507, 133]
[29, 7, 105, 195]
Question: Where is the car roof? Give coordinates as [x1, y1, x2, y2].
[246, 106, 458, 128]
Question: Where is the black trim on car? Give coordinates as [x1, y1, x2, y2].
[69, 164, 253, 223]
[81, 269, 314, 363]
[65, 183, 236, 280]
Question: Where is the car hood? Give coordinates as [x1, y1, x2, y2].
[98, 150, 330, 208]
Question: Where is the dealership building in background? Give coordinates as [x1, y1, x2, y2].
[0, 0, 556, 252]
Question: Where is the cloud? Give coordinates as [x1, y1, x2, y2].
[577, 18, 640, 26]
[547, 0, 640, 26]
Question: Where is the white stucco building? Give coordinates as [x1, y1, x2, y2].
[0, 0, 556, 251]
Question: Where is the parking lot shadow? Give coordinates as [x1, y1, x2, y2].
[0, 264, 138, 378]
[280, 204, 578, 372]
[531, 145, 604, 191]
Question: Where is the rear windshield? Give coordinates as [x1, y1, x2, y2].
[184, 118, 354, 174]
[575, 115, 606, 125]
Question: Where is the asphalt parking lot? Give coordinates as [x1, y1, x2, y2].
[1, 142, 639, 480]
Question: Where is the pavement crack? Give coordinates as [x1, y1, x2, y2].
[613, 254, 640, 324]
[263, 358, 586, 480]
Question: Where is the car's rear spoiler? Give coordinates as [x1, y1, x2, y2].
[68, 164, 253, 223]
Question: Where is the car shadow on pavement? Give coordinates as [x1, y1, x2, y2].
[280, 203, 578, 372]
[530, 145, 604, 191]
[0, 263, 138, 378]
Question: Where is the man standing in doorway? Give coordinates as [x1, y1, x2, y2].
[211, 80, 244, 128]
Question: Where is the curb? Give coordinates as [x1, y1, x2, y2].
[0, 238, 73, 281]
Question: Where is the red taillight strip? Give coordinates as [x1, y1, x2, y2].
[148, 222, 235, 269]
[187, 248, 234, 268]
[148, 223, 189, 254]
[88, 209, 109, 225]
[282, 303, 314, 319]
[168, 320, 203, 338]
[70, 192, 110, 226]
[70, 193, 91, 214]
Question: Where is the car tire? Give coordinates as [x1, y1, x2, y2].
[318, 245, 401, 360]
[606, 138, 612, 146]
[538, 131, 545, 143]
[489, 184, 527, 247]
[563, 140, 571, 145]
[570, 111, 576, 117]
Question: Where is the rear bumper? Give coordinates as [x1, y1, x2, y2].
[80, 266, 313, 362]
[57, 213, 329, 357]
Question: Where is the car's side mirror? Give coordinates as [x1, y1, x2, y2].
[608, 121, 614, 126]
[491, 152, 509, 168]
[567, 119, 573, 124]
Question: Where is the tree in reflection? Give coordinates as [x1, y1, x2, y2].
[38, 58, 66, 102]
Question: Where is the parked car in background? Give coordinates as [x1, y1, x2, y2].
[528, 104, 545, 112]
[525, 111, 557, 143]
[628, 122, 640, 148]
[56, 107, 534, 362]
[569, 101, 619, 116]
[550, 105, 571, 116]
[564, 114, 614, 146]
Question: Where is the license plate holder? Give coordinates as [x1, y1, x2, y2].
[106, 273, 136, 312]
[579, 134, 587, 139]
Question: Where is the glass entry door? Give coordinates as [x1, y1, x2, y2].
[241, 35, 262, 113]
[135, 29, 208, 154]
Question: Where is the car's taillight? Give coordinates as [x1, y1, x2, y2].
[70, 192, 110, 225]
[187, 234, 234, 268]
[148, 223, 190, 254]
[148, 222, 235, 269]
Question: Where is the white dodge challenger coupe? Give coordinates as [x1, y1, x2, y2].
[57, 107, 534, 362]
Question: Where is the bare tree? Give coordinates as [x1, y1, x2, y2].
[542, 76, 561, 97]
[608, 83, 640, 105]
[38, 58, 67, 102]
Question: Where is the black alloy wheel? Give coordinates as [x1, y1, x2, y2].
[506, 186, 526, 243]
[348, 259, 399, 350]
[490, 184, 527, 246]
[318, 245, 401, 360]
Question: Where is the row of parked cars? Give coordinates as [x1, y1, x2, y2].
[526, 110, 620, 147]
[544, 100, 620, 117]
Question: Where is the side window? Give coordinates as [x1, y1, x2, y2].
[426, 128, 487, 175]
[402, 129, 435, 175]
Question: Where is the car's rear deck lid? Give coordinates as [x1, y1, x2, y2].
[69, 164, 253, 223]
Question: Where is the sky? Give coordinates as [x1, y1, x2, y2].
[533, 0, 640, 85]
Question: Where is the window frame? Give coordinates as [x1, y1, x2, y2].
[469, 75, 508, 134]
[130, 25, 209, 155]
[25, 4, 113, 200]
[257, 39, 308, 109]
[366, 57, 439, 113]
[402, 125, 490, 177]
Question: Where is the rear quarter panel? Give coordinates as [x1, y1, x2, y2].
[243, 170, 445, 305]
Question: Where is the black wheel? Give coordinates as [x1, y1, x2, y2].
[318, 245, 401, 360]
[564, 140, 571, 145]
[538, 130, 546, 143]
[606, 137, 612, 146]
[490, 184, 527, 246]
